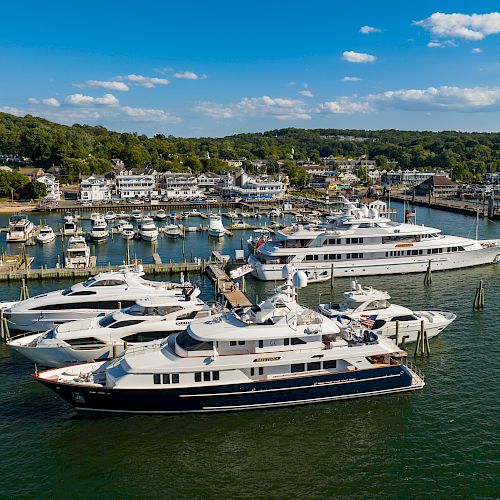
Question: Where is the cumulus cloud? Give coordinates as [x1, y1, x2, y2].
[342, 76, 362, 82]
[299, 89, 314, 98]
[427, 39, 457, 48]
[196, 95, 311, 120]
[414, 12, 500, 41]
[28, 97, 60, 107]
[173, 71, 207, 80]
[472, 47, 483, 53]
[317, 85, 500, 114]
[117, 74, 169, 88]
[65, 93, 119, 106]
[74, 80, 129, 91]
[360, 25, 381, 34]
[120, 106, 180, 123]
[341, 51, 376, 63]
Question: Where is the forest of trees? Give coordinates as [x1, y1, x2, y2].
[0, 112, 498, 183]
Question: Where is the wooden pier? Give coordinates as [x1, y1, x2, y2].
[205, 263, 252, 309]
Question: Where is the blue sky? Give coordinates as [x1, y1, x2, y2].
[1, 0, 500, 136]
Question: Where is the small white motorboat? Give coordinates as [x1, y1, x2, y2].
[131, 210, 142, 221]
[208, 214, 225, 238]
[122, 223, 135, 240]
[37, 225, 56, 244]
[90, 217, 109, 243]
[140, 217, 159, 241]
[156, 209, 167, 220]
[165, 224, 182, 239]
[104, 211, 116, 222]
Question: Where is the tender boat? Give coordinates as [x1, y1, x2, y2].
[6, 215, 34, 243]
[33, 267, 424, 413]
[115, 219, 129, 232]
[156, 209, 167, 220]
[318, 280, 456, 343]
[3, 266, 195, 332]
[36, 225, 56, 244]
[90, 217, 109, 242]
[140, 217, 159, 242]
[183, 210, 202, 218]
[165, 224, 182, 239]
[90, 212, 101, 222]
[247, 228, 272, 254]
[208, 214, 225, 238]
[10, 288, 213, 367]
[249, 202, 500, 281]
[116, 211, 130, 220]
[65, 236, 90, 270]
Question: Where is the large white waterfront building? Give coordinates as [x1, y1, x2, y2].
[115, 170, 157, 199]
[80, 176, 111, 203]
[249, 203, 500, 280]
[158, 172, 205, 199]
[37, 174, 60, 202]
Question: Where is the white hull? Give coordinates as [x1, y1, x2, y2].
[250, 245, 500, 281]
[208, 229, 225, 238]
[140, 231, 159, 242]
[37, 234, 56, 244]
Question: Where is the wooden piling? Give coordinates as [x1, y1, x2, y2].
[424, 260, 432, 285]
[473, 280, 485, 310]
[330, 263, 334, 290]
[414, 319, 430, 356]
[395, 320, 400, 346]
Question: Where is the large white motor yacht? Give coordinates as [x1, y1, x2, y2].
[208, 214, 225, 238]
[4, 266, 195, 332]
[6, 215, 35, 243]
[139, 217, 159, 242]
[65, 236, 90, 269]
[10, 291, 212, 367]
[319, 280, 456, 343]
[90, 217, 109, 242]
[249, 203, 500, 280]
[36, 225, 56, 244]
[62, 216, 77, 236]
[34, 267, 424, 413]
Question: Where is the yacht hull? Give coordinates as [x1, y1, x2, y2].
[249, 244, 500, 281]
[36, 364, 423, 413]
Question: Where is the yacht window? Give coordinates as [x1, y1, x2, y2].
[250, 367, 255, 376]
[65, 337, 106, 347]
[82, 278, 96, 287]
[203, 372, 210, 381]
[98, 315, 117, 327]
[291, 363, 305, 373]
[87, 279, 126, 287]
[127, 304, 183, 316]
[284, 338, 290, 346]
[323, 360, 337, 369]
[259, 367, 264, 375]
[195, 372, 202, 382]
[176, 330, 213, 351]
[68, 290, 97, 296]
[305, 255, 319, 261]
[366, 300, 389, 310]
[172, 374, 179, 384]
[162, 374, 170, 384]
[176, 310, 199, 320]
[238, 341, 245, 345]
[458, 246, 465, 251]
[107, 319, 144, 329]
[328, 254, 341, 260]
[372, 319, 387, 329]
[61, 289, 72, 296]
[291, 337, 307, 345]
[391, 315, 417, 322]
[213, 371, 220, 381]
[121, 331, 173, 343]
[153, 374, 161, 384]
[258, 340, 264, 348]
[308, 362, 321, 371]
[30, 300, 136, 311]
[230, 341, 237, 346]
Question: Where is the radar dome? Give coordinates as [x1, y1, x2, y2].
[361, 206, 369, 217]
[282, 264, 295, 280]
[292, 271, 308, 289]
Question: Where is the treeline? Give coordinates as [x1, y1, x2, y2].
[0, 170, 46, 200]
[0, 112, 499, 183]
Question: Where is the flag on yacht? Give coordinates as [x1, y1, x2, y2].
[360, 314, 377, 328]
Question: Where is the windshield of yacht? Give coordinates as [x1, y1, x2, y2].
[98, 314, 117, 327]
[83, 277, 126, 287]
[125, 304, 184, 316]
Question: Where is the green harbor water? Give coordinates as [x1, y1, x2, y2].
[0, 204, 498, 498]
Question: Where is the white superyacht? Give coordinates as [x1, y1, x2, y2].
[249, 203, 500, 280]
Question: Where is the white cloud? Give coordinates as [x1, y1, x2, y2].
[196, 95, 311, 120]
[65, 93, 119, 106]
[299, 89, 314, 98]
[427, 39, 457, 48]
[74, 80, 129, 91]
[28, 97, 39, 104]
[1, 106, 22, 116]
[117, 74, 169, 88]
[342, 76, 362, 82]
[317, 85, 500, 114]
[42, 98, 60, 107]
[414, 12, 500, 41]
[120, 106, 180, 122]
[153, 66, 173, 74]
[360, 25, 381, 34]
[173, 71, 207, 80]
[341, 51, 376, 63]
[472, 47, 483, 53]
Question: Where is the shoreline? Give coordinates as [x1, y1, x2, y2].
[0, 203, 36, 214]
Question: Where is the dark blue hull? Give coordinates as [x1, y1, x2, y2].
[37, 365, 422, 413]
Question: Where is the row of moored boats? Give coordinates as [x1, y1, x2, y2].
[4, 264, 457, 413]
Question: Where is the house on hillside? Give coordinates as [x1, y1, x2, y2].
[415, 176, 458, 197]
[37, 174, 61, 202]
[18, 167, 44, 180]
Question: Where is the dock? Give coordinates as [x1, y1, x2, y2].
[205, 262, 253, 309]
